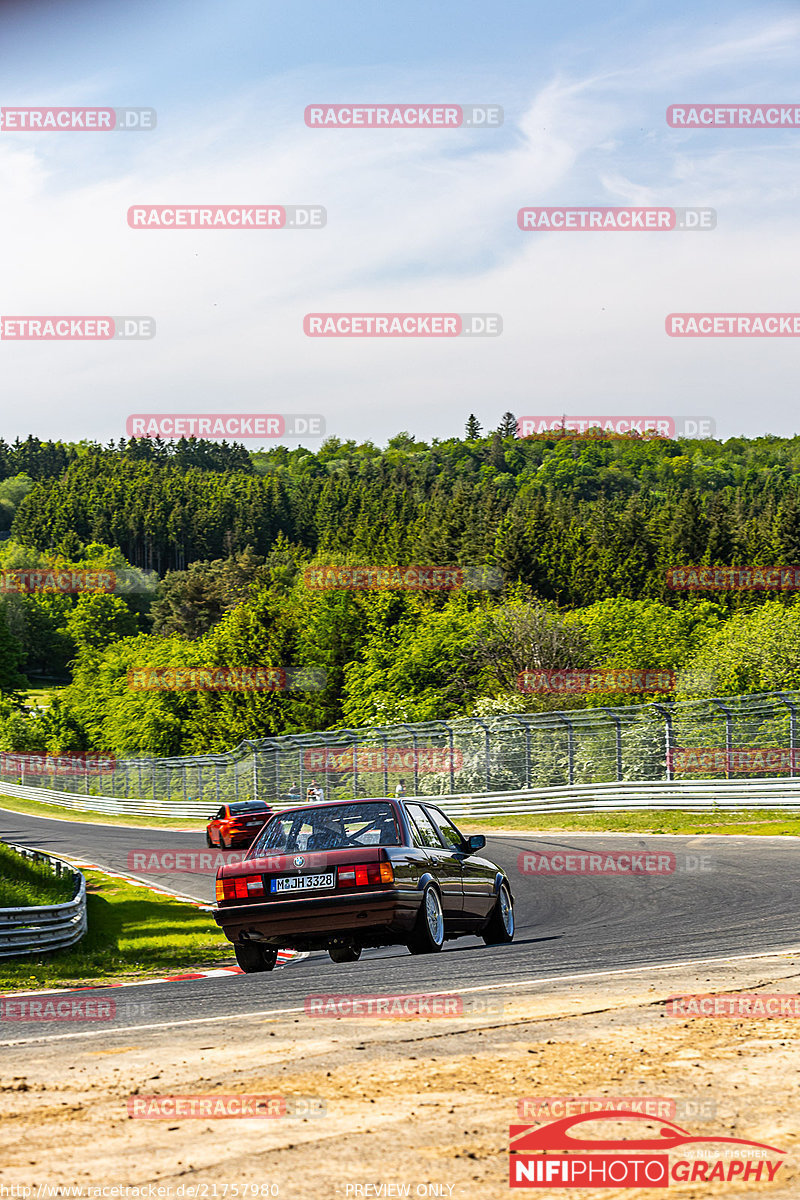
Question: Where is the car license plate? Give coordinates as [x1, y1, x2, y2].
[270, 872, 335, 893]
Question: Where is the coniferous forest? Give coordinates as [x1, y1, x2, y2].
[1, 420, 800, 757]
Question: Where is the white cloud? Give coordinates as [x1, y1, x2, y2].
[1, 11, 799, 445]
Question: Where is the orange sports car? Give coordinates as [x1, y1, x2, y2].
[206, 801, 274, 849]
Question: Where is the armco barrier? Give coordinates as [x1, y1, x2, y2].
[4, 691, 800, 806]
[438, 777, 800, 820]
[0, 843, 87, 958]
[3, 777, 800, 823]
[0, 780, 211, 819]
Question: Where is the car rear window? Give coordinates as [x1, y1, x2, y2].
[228, 802, 271, 815]
[251, 802, 400, 854]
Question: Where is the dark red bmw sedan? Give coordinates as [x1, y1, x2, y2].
[213, 797, 514, 972]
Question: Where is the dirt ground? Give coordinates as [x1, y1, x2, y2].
[0, 951, 798, 1199]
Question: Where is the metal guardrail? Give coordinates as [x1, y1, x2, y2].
[437, 777, 800, 820]
[3, 776, 800, 826]
[3, 690, 800, 807]
[0, 843, 87, 958]
[0, 781, 212, 819]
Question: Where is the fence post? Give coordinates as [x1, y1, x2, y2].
[352, 740, 359, 800]
[507, 716, 531, 789]
[554, 714, 575, 785]
[711, 699, 733, 779]
[395, 723, 422, 796]
[469, 718, 491, 792]
[601, 708, 623, 782]
[651, 704, 674, 781]
[447, 723, 456, 793]
[382, 733, 389, 797]
[772, 693, 797, 777]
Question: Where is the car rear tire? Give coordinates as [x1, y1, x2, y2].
[234, 942, 279, 973]
[328, 945, 362, 963]
[205, 832, 214, 847]
[482, 881, 514, 945]
[407, 885, 445, 955]
[222, 834, 231, 849]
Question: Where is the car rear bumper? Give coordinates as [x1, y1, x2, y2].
[214, 887, 417, 946]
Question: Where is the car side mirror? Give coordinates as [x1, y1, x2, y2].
[466, 834, 486, 852]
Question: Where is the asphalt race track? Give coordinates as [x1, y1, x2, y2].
[2, 805, 799, 1045]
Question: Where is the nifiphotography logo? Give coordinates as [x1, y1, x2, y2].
[509, 1111, 785, 1188]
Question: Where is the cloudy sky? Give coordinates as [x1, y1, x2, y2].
[0, 0, 798, 447]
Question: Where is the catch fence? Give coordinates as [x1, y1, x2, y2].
[1, 691, 799, 812]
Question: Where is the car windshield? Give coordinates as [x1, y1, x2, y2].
[251, 802, 400, 853]
[228, 802, 271, 815]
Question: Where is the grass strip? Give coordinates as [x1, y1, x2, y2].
[0, 870, 231, 991]
[0, 791, 199, 830]
[464, 809, 800, 836]
[3, 789, 799, 838]
[0, 842, 75, 907]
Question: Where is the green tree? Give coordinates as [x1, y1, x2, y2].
[65, 594, 138, 653]
[0, 600, 28, 696]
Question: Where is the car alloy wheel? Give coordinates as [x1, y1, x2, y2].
[407, 885, 445, 954]
[482, 881, 515, 945]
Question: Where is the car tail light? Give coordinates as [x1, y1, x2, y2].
[217, 874, 265, 902]
[337, 861, 394, 888]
